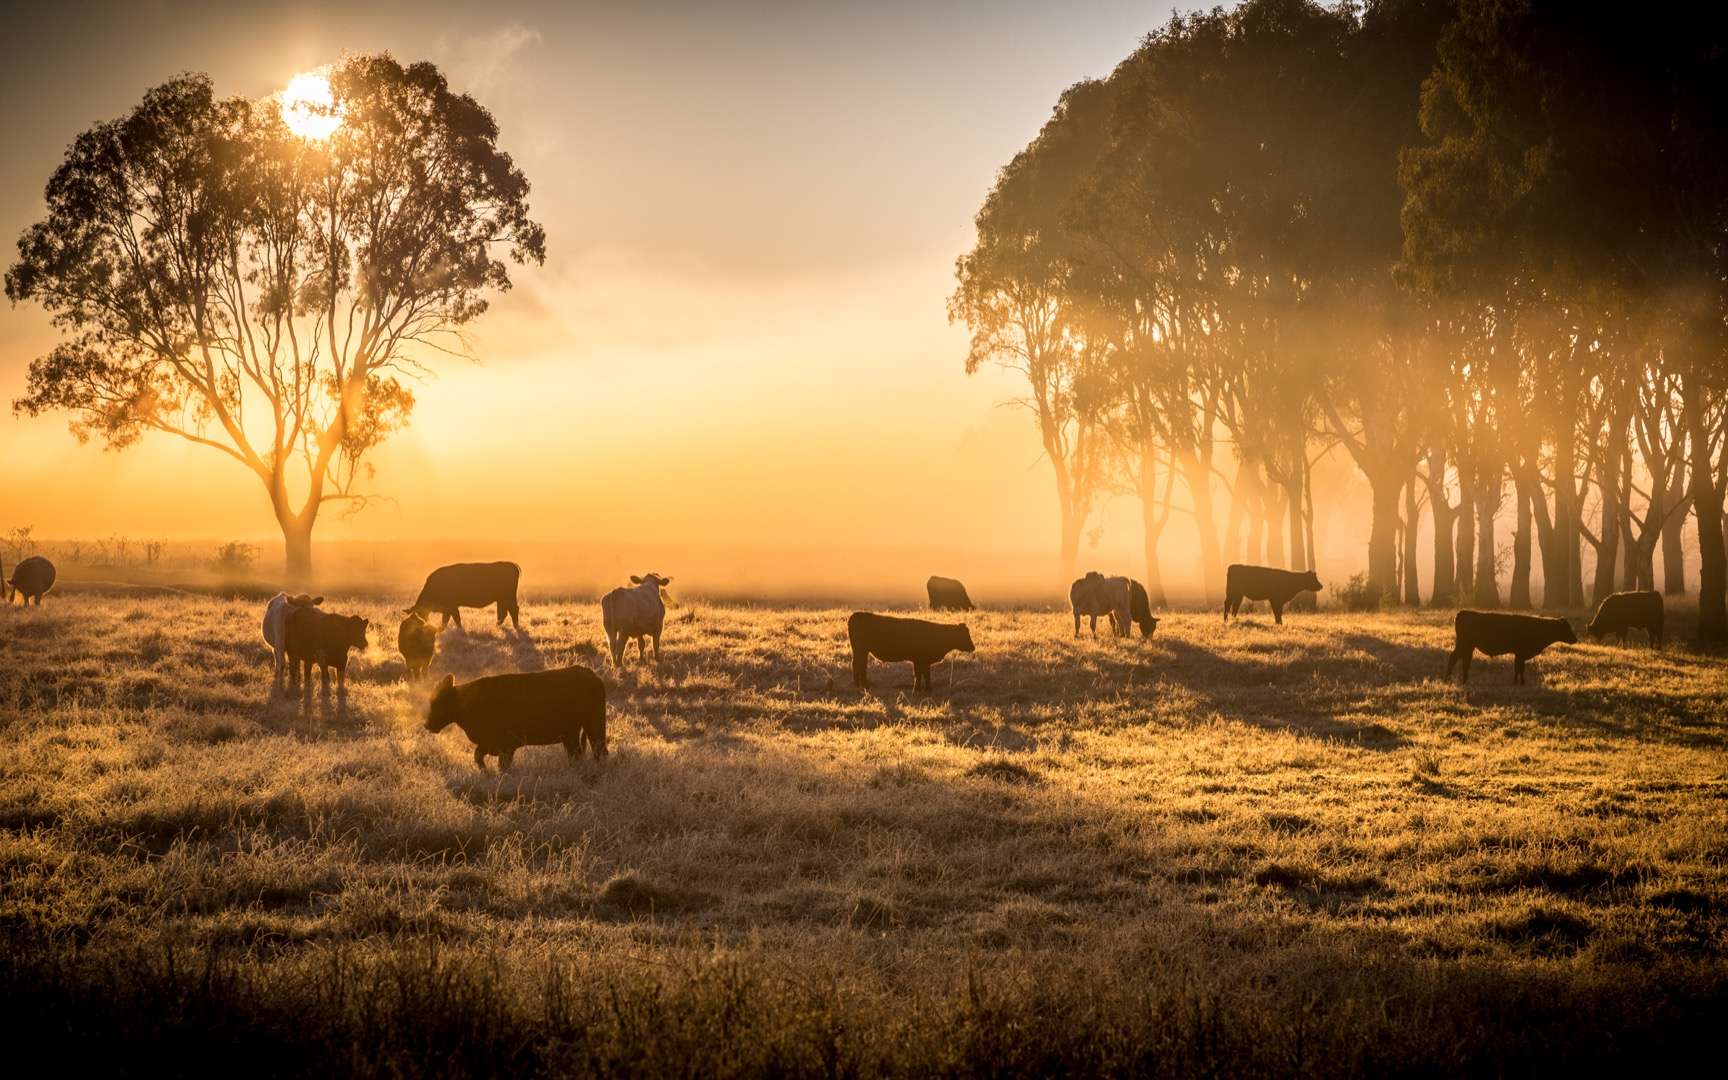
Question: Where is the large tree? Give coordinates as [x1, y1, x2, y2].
[7, 57, 545, 577]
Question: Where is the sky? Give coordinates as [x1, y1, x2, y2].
[0, 1, 1241, 591]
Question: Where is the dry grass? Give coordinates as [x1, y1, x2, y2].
[2, 593, 1725, 1075]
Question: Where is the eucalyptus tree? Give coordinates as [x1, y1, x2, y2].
[951, 79, 1117, 581]
[7, 57, 545, 577]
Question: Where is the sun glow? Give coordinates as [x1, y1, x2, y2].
[280, 70, 341, 140]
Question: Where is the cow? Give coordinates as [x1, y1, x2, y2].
[926, 575, 975, 612]
[1070, 572, 1135, 638]
[261, 592, 324, 690]
[425, 667, 607, 770]
[408, 562, 521, 631]
[284, 606, 368, 694]
[1448, 610, 1577, 685]
[398, 610, 439, 680]
[1586, 590, 1664, 648]
[601, 573, 671, 666]
[5, 555, 56, 606]
[1223, 564, 1323, 625]
[848, 611, 974, 691]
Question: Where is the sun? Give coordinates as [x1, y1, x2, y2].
[279, 70, 341, 140]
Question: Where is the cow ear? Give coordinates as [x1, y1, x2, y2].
[313, 596, 324, 605]
[660, 576, 673, 585]
[436, 674, 455, 694]
[630, 575, 642, 584]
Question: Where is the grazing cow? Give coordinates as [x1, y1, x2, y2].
[601, 573, 671, 665]
[926, 575, 975, 612]
[398, 610, 439, 680]
[1070, 572, 1133, 638]
[261, 592, 324, 689]
[5, 555, 56, 606]
[284, 606, 368, 693]
[1223, 564, 1323, 625]
[848, 611, 974, 691]
[425, 667, 607, 770]
[1126, 579, 1159, 638]
[408, 562, 521, 630]
[1587, 590, 1664, 647]
[1448, 610, 1577, 685]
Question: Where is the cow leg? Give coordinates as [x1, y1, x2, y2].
[652, 633, 662, 663]
[914, 661, 930, 691]
[1073, 611, 1081, 637]
[1272, 600, 1285, 625]
[1089, 614, 1098, 638]
[451, 609, 463, 630]
[496, 601, 506, 627]
[564, 737, 583, 762]
[1459, 651, 1472, 684]
[852, 647, 869, 688]
[1514, 656, 1526, 684]
[498, 748, 515, 771]
[473, 746, 488, 770]
[509, 601, 521, 632]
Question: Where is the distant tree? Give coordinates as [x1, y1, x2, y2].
[7, 56, 545, 579]
[951, 81, 1116, 581]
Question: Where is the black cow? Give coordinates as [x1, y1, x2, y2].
[926, 575, 975, 611]
[284, 606, 369, 693]
[1448, 610, 1576, 684]
[409, 561, 521, 630]
[848, 612, 974, 691]
[1224, 564, 1323, 625]
[425, 667, 607, 770]
[1586, 590, 1664, 647]
[5, 555, 56, 605]
[1126, 579, 1159, 638]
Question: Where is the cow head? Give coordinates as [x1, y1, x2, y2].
[630, 572, 673, 588]
[287, 593, 324, 607]
[337, 614, 368, 650]
[956, 624, 976, 652]
[1302, 570, 1323, 593]
[1554, 617, 1579, 646]
[425, 674, 460, 732]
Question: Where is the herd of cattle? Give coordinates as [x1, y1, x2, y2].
[1, 553, 1675, 770]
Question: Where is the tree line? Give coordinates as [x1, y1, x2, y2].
[951, 0, 1728, 640]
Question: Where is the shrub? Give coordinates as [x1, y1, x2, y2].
[1337, 572, 1383, 612]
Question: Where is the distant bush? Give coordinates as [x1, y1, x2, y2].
[1337, 572, 1383, 612]
[211, 541, 258, 574]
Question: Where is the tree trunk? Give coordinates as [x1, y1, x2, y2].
[1592, 411, 1625, 606]
[283, 518, 314, 583]
[1510, 475, 1533, 609]
[1266, 484, 1287, 569]
[1685, 372, 1726, 640]
[1661, 474, 1687, 595]
[1455, 470, 1476, 600]
[1473, 473, 1500, 608]
[1402, 477, 1421, 606]
[1179, 450, 1224, 602]
[1424, 452, 1457, 607]
[1365, 468, 1401, 599]
[1241, 464, 1265, 568]
[1059, 502, 1083, 584]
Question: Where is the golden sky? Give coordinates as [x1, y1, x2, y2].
[0, 2, 1190, 580]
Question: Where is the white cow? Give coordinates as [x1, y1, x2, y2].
[262, 592, 323, 689]
[601, 573, 672, 665]
[1069, 572, 1133, 638]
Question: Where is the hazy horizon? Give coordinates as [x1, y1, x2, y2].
[0, 0, 1198, 590]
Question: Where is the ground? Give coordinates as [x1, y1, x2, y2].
[1, 592, 1724, 1076]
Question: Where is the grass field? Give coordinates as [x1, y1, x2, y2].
[2, 591, 1725, 1076]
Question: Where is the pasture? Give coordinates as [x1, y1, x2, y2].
[2, 592, 1725, 1076]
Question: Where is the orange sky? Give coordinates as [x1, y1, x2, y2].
[3, 2, 1329, 591]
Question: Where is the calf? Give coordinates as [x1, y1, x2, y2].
[5, 555, 56, 606]
[1586, 590, 1664, 648]
[1070, 572, 1136, 638]
[284, 606, 368, 693]
[398, 610, 439, 680]
[1448, 610, 1577, 685]
[926, 575, 975, 611]
[1224, 564, 1323, 625]
[848, 611, 974, 691]
[601, 573, 671, 665]
[409, 561, 521, 630]
[425, 667, 607, 770]
[261, 592, 324, 689]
